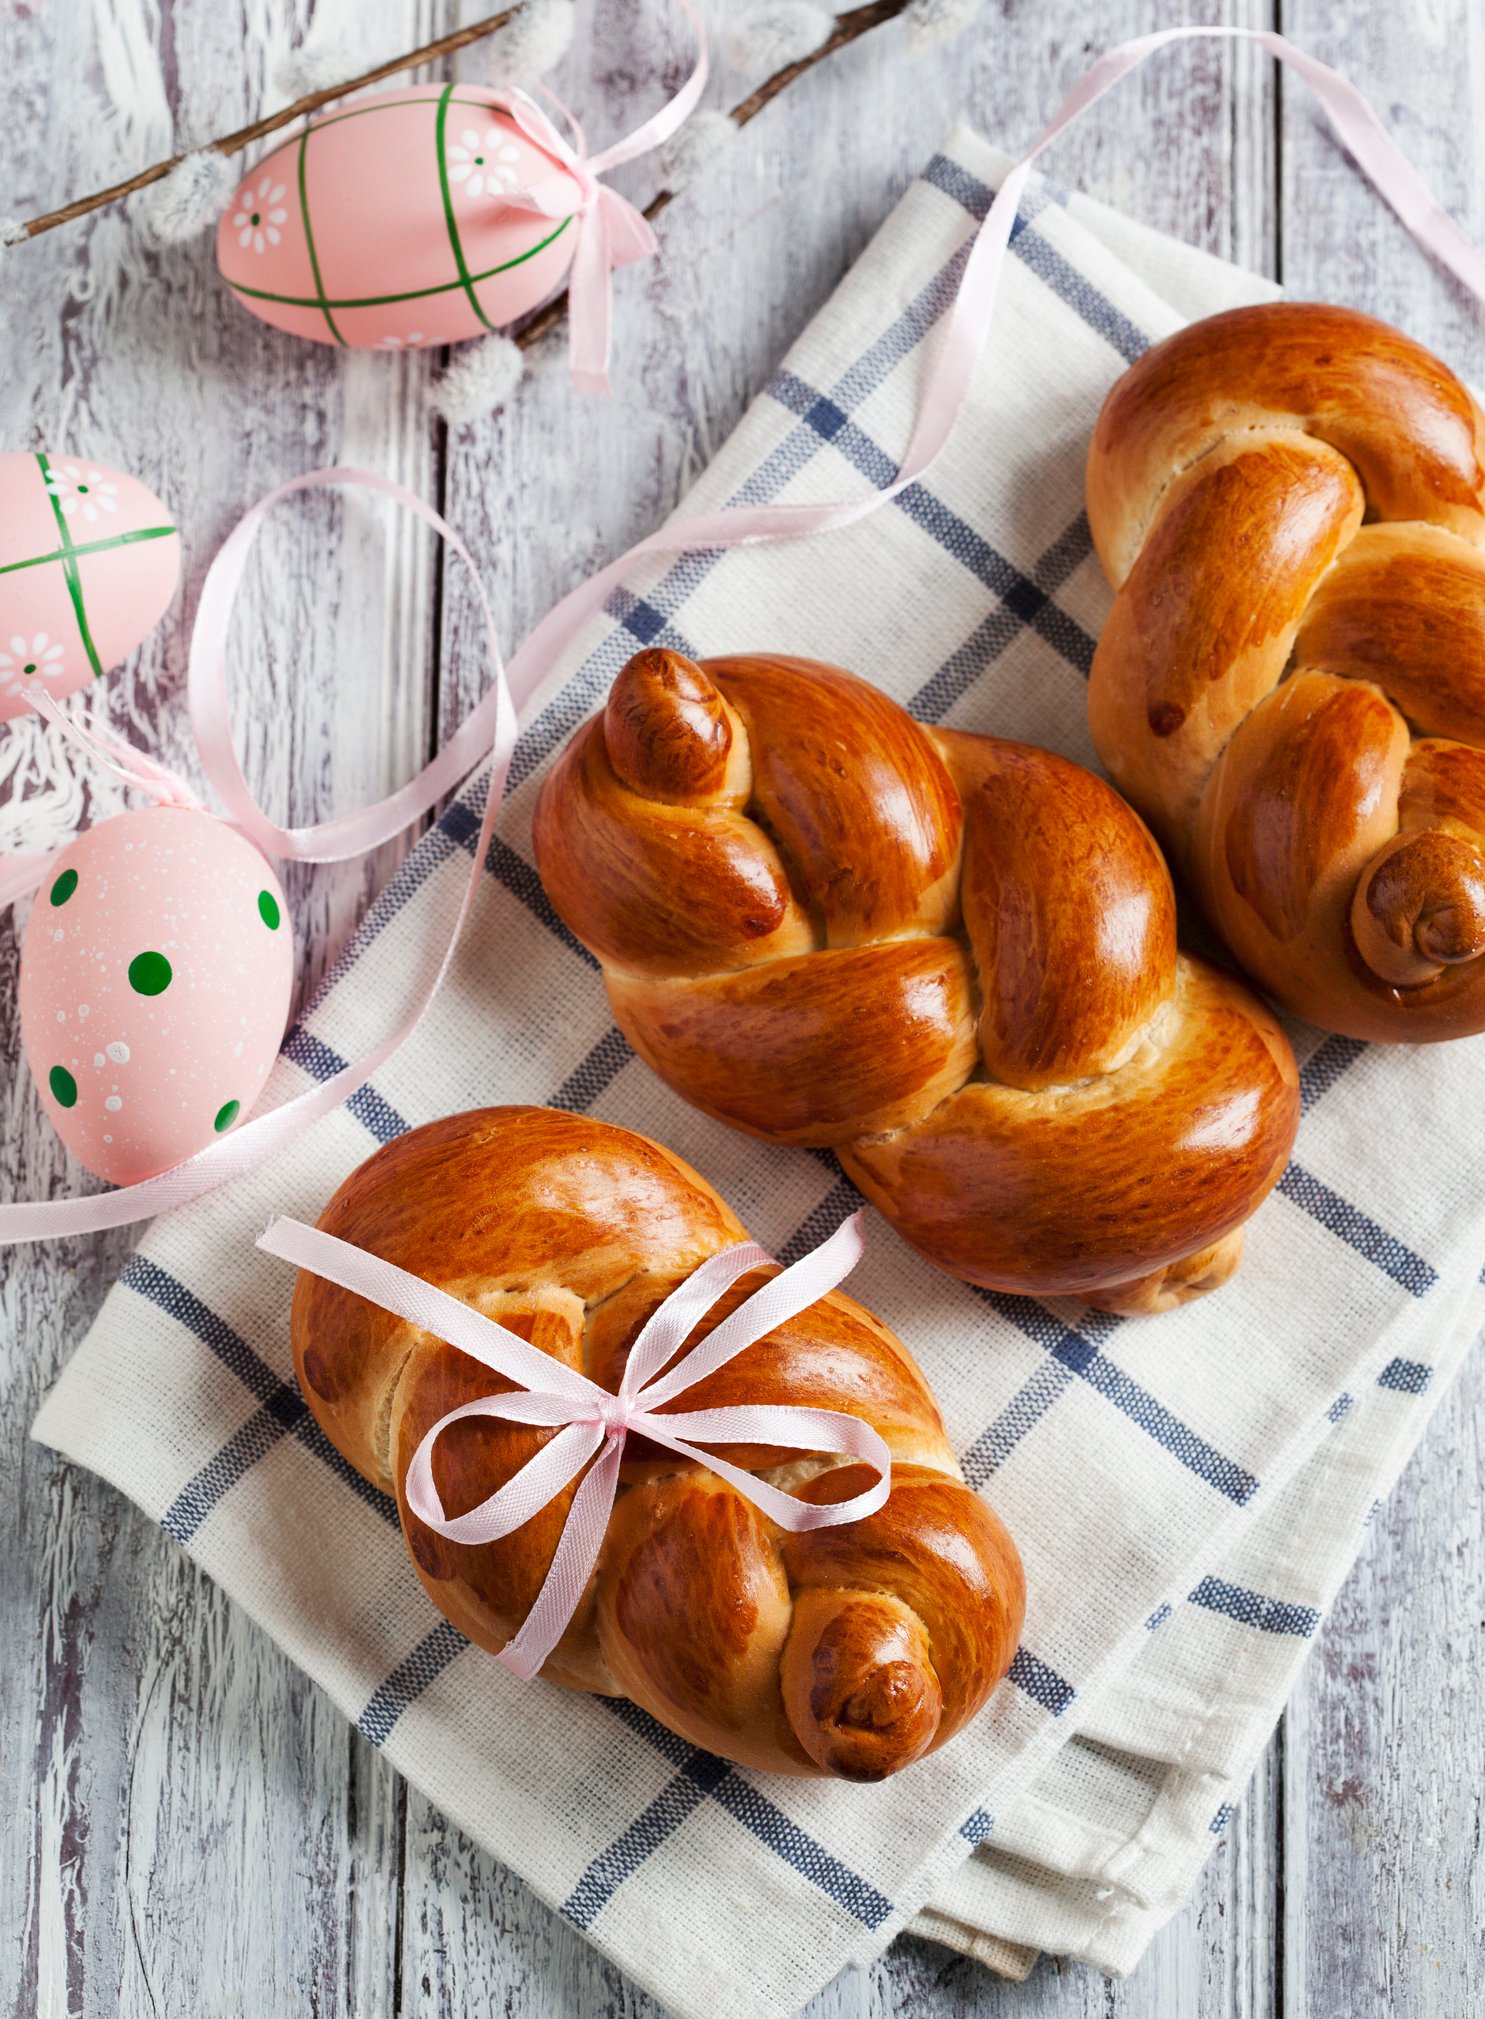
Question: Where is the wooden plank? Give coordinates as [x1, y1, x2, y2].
[1283, 1372, 1485, 2017]
[1274, 5, 1485, 2014]
[0, 0, 442, 2014]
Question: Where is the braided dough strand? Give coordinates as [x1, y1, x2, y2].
[1088, 301, 1485, 1040]
[534, 650, 1299, 1313]
[292, 1105, 1025, 1778]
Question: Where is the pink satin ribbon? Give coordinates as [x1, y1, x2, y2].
[0, 471, 519, 1241]
[257, 1208, 889, 1681]
[501, 0, 708, 394]
[0, 690, 210, 910]
[5, 24, 1485, 1243]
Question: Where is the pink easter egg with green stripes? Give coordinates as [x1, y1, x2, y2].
[216, 84, 582, 350]
[0, 451, 181, 723]
[19, 806, 293, 1186]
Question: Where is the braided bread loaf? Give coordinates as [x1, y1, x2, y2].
[532, 650, 1300, 1314]
[1088, 300, 1485, 1041]
[292, 1106, 1024, 1780]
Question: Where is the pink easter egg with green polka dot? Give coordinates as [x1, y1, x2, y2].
[0, 450, 181, 723]
[19, 806, 293, 1185]
[215, 84, 582, 350]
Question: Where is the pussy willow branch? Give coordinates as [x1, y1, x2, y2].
[12, 0, 913, 248]
[512, 0, 917, 352]
[12, 0, 918, 360]
[10, 6, 521, 239]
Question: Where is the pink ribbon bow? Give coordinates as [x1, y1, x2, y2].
[258, 1208, 890, 1682]
[499, 0, 708, 394]
[500, 93, 662, 396]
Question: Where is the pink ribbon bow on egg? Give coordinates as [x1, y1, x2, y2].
[500, 93, 666, 396]
[258, 1209, 891, 1682]
[499, 0, 708, 396]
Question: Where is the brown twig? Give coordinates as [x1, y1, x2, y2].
[11, 7, 520, 239]
[10, 0, 919, 367]
[512, 0, 915, 352]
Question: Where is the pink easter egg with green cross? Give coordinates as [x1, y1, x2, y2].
[0, 450, 181, 723]
[19, 806, 294, 1186]
[215, 84, 583, 350]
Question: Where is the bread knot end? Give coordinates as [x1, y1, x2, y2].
[1351, 829, 1485, 987]
[781, 1587, 942, 1781]
[604, 648, 744, 805]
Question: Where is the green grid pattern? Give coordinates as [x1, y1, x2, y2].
[0, 523, 176, 580]
[224, 91, 573, 334]
[295, 119, 346, 345]
[34, 453, 109, 680]
[435, 82, 496, 330]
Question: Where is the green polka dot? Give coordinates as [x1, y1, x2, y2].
[48, 1065, 77, 1108]
[214, 1099, 241, 1133]
[128, 950, 173, 996]
[257, 889, 281, 931]
[49, 868, 78, 907]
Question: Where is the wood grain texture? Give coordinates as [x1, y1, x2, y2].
[0, 0, 1480, 2014]
[1277, 4, 1485, 2011]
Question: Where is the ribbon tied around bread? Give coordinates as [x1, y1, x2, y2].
[261, 1207, 890, 1684]
[283, 1106, 1025, 1779]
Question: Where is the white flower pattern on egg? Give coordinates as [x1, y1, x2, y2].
[378, 332, 426, 350]
[446, 127, 522, 200]
[0, 632, 65, 699]
[233, 175, 289, 254]
[44, 464, 121, 525]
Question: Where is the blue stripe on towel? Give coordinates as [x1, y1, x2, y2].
[1377, 1356, 1433, 1395]
[121, 1255, 396, 1536]
[981, 1289, 1260, 1505]
[1008, 1647, 1076, 1716]
[1189, 1574, 1321, 1638]
[281, 1027, 410, 1144]
[559, 1699, 893, 1933]
[356, 1621, 471, 1745]
[1277, 1164, 1437, 1296]
[1298, 1034, 1368, 1112]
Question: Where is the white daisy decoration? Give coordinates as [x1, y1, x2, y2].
[0, 632, 65, 696]
[232, 175, 289, 254]
[446, 128, 522, 200]
[378, 332, 427, 350]
[44, 463, 120, 525]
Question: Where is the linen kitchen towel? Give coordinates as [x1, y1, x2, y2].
[34, 127, 1485, 2017]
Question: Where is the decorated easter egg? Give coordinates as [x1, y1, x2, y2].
[0, 451, 181, 725]
[216, 85, 583, 350]
[19, 806, 293, 1185]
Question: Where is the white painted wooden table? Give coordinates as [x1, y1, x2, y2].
[2, 3, 1482, 2014]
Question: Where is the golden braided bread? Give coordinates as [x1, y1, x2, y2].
[532, 649, 1299, 1315]
[1087, 300, 1485, 1041]
[292, 1106, 1025, 1780]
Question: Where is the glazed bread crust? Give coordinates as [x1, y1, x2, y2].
[533, 651, 1300, 1315]
[1087, 300, 1485, 1041]
[291, 1105, 1025, 1781]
